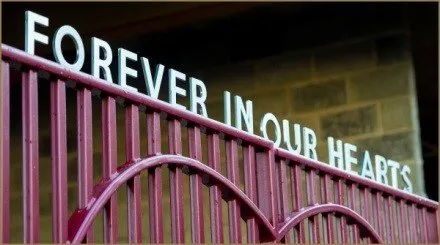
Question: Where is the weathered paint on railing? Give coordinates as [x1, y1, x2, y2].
[1, 43, 438, 243]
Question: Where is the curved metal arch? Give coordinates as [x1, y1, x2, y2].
[67, 154, 276, 243]
[276, 203, 383, 243]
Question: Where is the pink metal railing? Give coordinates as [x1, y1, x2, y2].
[1, 43, 438, 244]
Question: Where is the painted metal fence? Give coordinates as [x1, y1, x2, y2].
[1, 43, 438, 243]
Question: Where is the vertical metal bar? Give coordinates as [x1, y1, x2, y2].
[243, 145, 258, 243]
[255, 149, 277, 242]
[421, 207, 428, 242]
[101, 96, 118, 243]
[416, 206, 423, 242]
[22, 69, 39, 243]
[188, 126, 204, 243]
[336, 179, 347, 244]
[50, 79, 68, 243]
[396, 200, 406, 243]
[407, 203, 413, 243]
[409, 203, 417, 242]
[147, 112, 163, 243]
[415, 206, 421, 242]
[207, 133, 223, 243]
[431, 208, 440, 243]
[377, 193, 389, 242]
[437, 208, 440, 243]
[277, 160, 290, 243]
[274, 159, 281, 224]
[1, 61, 10, 243]
[400, 202, 409, 243]
[306, 169, 319, 243]
[372, 192, 384, 240]
[332, 178, 340, 243]
[322, 175, 334, 243]
[348, 183, 359, 243]
[77, 88, 94, 242]
[125, 104, 142, 243]
[426, 208, 437, 242]
[168, 119, 185, 243]
[385, 196, 395, 243]
[290, 164, 305, 243]
[226, 139, 241, 243]
[397, 201, 403, 244]
[362, 188, 371, 244]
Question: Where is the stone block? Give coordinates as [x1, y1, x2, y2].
[317, 140, 329, 164]
[381, 96, 413, 130]
[40, 134, 52, 157]
[251, 89, 289, 119]
[291, 79, 347, 113]
[206, 99, 225, 123]
[39, 187, 52, 216]
[67, 156, 78, 184]
[320, 105, 378, 139]
[199, 61, 256, 100]
[314, 40, 375, 77]
[39, 216, 52, 242]
[289, 114, 320, 133]
[67, 184, 79, 213]
[254, 51, 312, 87]
[355, 131, 415, 162]
[9, 195, 22, 217]
[348, 64, 410, 102]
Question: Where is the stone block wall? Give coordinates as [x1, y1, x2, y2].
[200, 31, 425, 196]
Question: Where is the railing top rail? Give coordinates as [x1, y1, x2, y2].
[1, 44, 273, 149]
[276, 148, 438, 209]
[2, 43, 438, 210]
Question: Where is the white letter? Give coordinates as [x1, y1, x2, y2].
[53, 25, 85, 71]
[282, 120, 301, 154]
[234, 95, 253, 134]
[224, 91, 232, 126]
[387, 160, 400, 189]
[169, 69, 186, 110]
[375, 155, 388, 185]
[118, 48, 138, 92]
[25, 11, 49, 55]
[360, 151, 375, 180]
[91, 37, 113, 82]
[260, 113, 281, 147]
[190, 77, 208, 117]
[141, 57, 164, 99]
[400, 165, 413, 193]
[344, 143, 358, 175]
[327, 137, 344, 169]
[303, 127, 318, 160]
